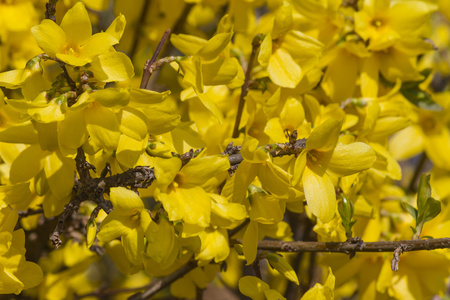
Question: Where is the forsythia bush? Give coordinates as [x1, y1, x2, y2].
[1, 0, 450, 299]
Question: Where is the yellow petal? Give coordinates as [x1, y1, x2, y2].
[196, 228, 230, 263]
[197, 31, 233, 61]
[44, 151, 75, 199]
[116, 134, 147, 168]
[129, 89, 170, 105]
[31, 20, 66, 57]
[181, 56, 203, 93]
[146, 215, 175, 264]
[424, 127, 450, 169]
[84, 103, 120, 152]
[268, 48, 301, 88]
[303, 167, 336, 223]
[9, 145, 46, 184]
[264, 118, 286, 142]
[110, 187, 144, 212]
[97, 211, 134, 242]
[321, 49, 357, 103]
[360, 55, 379, 98]
[153, 157, 182, 191]
[177, 187, 211, 228]
[272, 3, 293, 37]
[327, 142, 376, 176]
[118, 107, 148, 140]
[170, 34, 207, 56]
[202, 58, 238, 86]
[238, 276, 269, 300]
[306, 118, 342, 151]
[122, 227, 144, 265]
[0, 69, 27, 89]
[58, 109, 86, 157]
[280, 96, 305, 129]
[243, 221, 259, 265]
[60, 2, 92, 46]
[106, 14, 126, 41]
[89, 88, 130, 108]
[249, 192, 284, 224]
[181, 155, 230, 187]
[258, 33, 272, 68]
[89, 52, 135, 82]
[79, 33, 119, 61]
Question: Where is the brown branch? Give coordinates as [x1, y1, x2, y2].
[50, 196, 81, 248]
[232, 34, 263, 138]
[129, 0, 151, 62]
[18, 208, 44, 218]
[50, 147, 156, 248]
[45, 0, 58, 22]
[408, 152, 428, 193]
[128, 261, 197, 300]
[230, 237, 450, 253]
[140, 29, 171, 89]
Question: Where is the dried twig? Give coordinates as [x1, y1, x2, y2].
[49, 147, 156, 247]
[140, 29, 171, 89]
[128, 0, 151, 62]
[230, 238, 450, 253]
[128, 261, 197, 300]
[45, 0, 58, 22]
[232, 34, 263, 138]
[18, 208, 44, 218]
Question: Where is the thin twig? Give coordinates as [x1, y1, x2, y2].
[230, 237, 450, 253]
[45, 0, 58, 22]
[252, 255, 262, 279]
[408, 152, 428, 193]
[129, 0, 152, 62]
[232, 34, 263, 138]
[18, 208, 44, 218]
[50, 197, 81, 248]
[140, 29, 171, 89]
[128, 261, 197, 300]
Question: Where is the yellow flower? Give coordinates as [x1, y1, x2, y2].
[292, 119, 376, 222]
[0, 228, 43, 294]
[258, 3, 324, 88]
[97, 187, 152, 265]
[355, 0, 436, 51]
[31, 2, 121, 66]
[154, 155, 230, 235]
[389, 92, 450, 169]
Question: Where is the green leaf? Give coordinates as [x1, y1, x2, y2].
[417, 174, 431, 213]
[421, 197, 441, 224]
[403, 202, 418, 223]
[400, 88, 442, 111]
[338, 195, 356, 238]
[420, 236, 434, 239]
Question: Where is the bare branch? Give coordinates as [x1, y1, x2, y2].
[140, 29, 171, 89]
[45, 0, 58, 22]
[232, 34, 263, 138]
[128, 261, 197, 300]
[18, 208, 44, 218]
[230, 237, 450, 253]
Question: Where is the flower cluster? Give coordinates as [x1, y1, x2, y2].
[0, 0, 450, 299]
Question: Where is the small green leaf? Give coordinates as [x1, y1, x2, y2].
[403, 202, 418, 223]
[266, 253, 299, 285]
[417, 174, 431, 214]
[422, 197, 441, 223]
[400, 88, 442, 111]
[338, 195, 356, 238]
